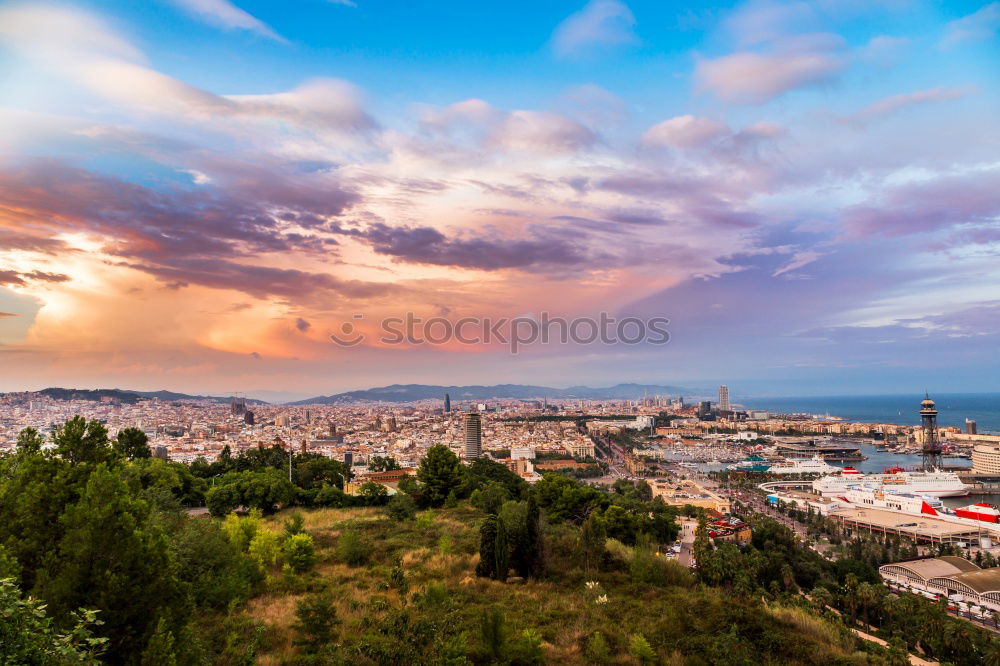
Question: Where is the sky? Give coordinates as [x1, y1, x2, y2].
[0, 0, 998, 400]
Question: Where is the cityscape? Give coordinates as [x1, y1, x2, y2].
[1, 0, 999, 664]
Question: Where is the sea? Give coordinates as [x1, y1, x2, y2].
[740, 393, 1000, 433]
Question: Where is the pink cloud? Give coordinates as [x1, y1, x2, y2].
[695, 33, 846, 105]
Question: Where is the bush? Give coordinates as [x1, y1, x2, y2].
[282, 533, 317, 573]
[386, 493, 417, 521]
[628, 634, 655, 663]
[314, 486, 350, 508]
[282, 512, 305, 538]
[584, 632, 611, 664]
[247, 529, 281, 571]
[291, 591, 338, 653]
[337, 526, 368, 567]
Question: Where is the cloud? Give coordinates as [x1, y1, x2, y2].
[295, 317, 311, 332]
[551, 0, 638, 57]
[842, 169, 1000, 238]
[695, 33, 846, 104]
[0, 312, 20, 318]
[349, 223, 606, 272]
[167, 0, 285, 41]
[844, 87, 973, 124]
[641, 115, 729, 148]
[491, 111, 596, 154]
[0, 269, 71, 286]
[942, 2, 1000, 46]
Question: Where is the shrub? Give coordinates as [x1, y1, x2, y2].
[247, 529, 281, 571]
[509, 628, 545, 665]
[282, 512, 305, 538]
[337, 526, 368, 567]
[291, 591, 338, 653]
[283, 533, 317, 573]
[386, 493, 417, 521]
[628, 634, 656, 664]
[584, 632, 611, 664]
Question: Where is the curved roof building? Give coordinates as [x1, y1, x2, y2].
[880, 557, 1000, 610]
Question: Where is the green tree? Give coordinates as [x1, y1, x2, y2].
[386, 493, 417, 521]
[628, 634, 656, 664]
[15, 427, 44, 455]
[291, 590, 339, 653]
[248, 529, 282, 571]
[357, 480, 389, 505]
[206, 484, 241, 517]
[113, 428, 151, 461]
[140, 617, 176, 666]
[479, 606, 506, 662]
[494, 516, 509, 582]
[476, 515, 500, 579]
[585, 631, 610, 664]
[283, 533, 317, 573]
[580, 512, 607, 572]
[52, 416, 114, 466]
[336, 526, 368, 566]
[40, 464, 190, 663]
[471, 481, 510, 515]
[282, 512, 306, 538]
[368, 455, 401, 472]
[416, 445, 463, 508]
[0, 578, 107, 665]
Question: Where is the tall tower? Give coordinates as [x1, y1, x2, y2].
[464, 411, 482, 460]
[444, 393, 451, 413]
[920, 394, 943, 471]
[718, 385, 730, 413]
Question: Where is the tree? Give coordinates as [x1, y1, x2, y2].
[628, 634, 656, 664]
[357, 480, 389, 505]
[113, 428, 151, 461]
[580, 513, 607, 572]
[584, 631, 611, 664]
[248, 529, 282, 571]
[283, 533, 317, 573]
[40, 464, 190, 663]
[292, 591, 339, 653]
[416, 445, 463, 507]
[494, 517, 509, 582]
[471, 481, 510, 515]
[140, 617, 177, 666]
[52, 416, 114, 466]
[15, 427, 44, 455]
[368, 455, 401, 472]
[336, 526, 368, 566]
[476, 515, 500, 579]
[386, 493, 417, 521]
[283, 512, 306, 538]
[480, 606, 506, 662]
[0, 578, 107, 664]
[206, 484, 241, 517]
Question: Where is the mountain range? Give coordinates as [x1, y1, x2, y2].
[286, 383, 690, 405]
[16, 388, 268, 405]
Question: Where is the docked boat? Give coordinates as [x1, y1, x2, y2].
[727, 455, 772, 473]
[766, 455, 839, 475]
[814, 466, 969, 497]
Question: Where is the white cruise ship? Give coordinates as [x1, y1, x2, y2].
[814, 466, 968, 497]
[766, 455, 839, 475]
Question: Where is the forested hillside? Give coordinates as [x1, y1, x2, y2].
[1, 417, 996, 665]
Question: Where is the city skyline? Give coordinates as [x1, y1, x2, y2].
[1, 0, 998, 396]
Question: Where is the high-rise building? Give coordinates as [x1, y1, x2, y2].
[444, 393, 451, 413]
[920, 394, 942, 471]
[718, 385, 730, 413]
[966, 419, 978, 435]
[464, 411, 482, 460]
[697, 401, 713, 420]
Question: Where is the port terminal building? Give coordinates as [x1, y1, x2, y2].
[879, 557, 1000, 612]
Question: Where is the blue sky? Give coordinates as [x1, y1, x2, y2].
[0, 0, 998, 397]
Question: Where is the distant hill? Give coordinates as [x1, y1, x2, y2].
[287, 383, 689, 405]
[29, 387, 268, 405]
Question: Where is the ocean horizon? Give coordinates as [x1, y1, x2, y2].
[737, 392, 1000, 432]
